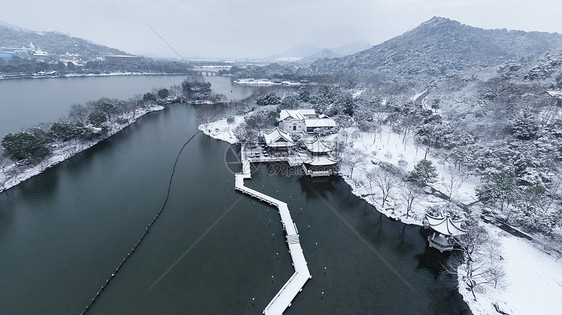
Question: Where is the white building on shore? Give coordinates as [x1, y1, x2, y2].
[278, 109, 336, 134]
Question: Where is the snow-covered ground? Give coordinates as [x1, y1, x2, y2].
[460, 224, 562, 315]
[337, 126, 480, 225]
[0, 105, 164, 193]
[198, 115, 245, 144]
[199, 115, 562, 315]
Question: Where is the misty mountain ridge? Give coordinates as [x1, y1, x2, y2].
[0, 22, 127, 58]
[0, 21, 33, 32]
[267, 40, 371, 62]
[309, 17, 562, 80]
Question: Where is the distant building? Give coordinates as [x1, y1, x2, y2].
[33, 48, 48, 56]
[105, 54, 142, 63]
[278, 109, 336, 134]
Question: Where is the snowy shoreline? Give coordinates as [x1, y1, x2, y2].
[0, 105, 164, 194]
[0, 72, 190, 81]
[3, 108, 558, 314]
[199, 117, 562, 315]
[233, 78, 304, 86]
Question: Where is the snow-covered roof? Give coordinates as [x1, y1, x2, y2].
[305, 155, 338, 166]
[303, 139, 335, 153]
[263, 128, 295, 147]
[304, 118, 336, 128]
[33, 49, 48, 56]
[426, 213, 466, 236]
[278, 109, 317, 121]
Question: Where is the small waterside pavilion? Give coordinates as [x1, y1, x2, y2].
[301, 138, 339, 177]
[424, 212, 466, 252]
[302, 155, 338, 177]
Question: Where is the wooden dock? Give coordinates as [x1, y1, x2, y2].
[235, 148, 311, 315]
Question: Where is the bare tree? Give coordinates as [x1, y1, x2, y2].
[124, 99, 141, 122]
[441, 165, 465, 202]
[196, 105, 218, 132]
[371, 123, 382, 145]
[400, 183, 422, 218]
[67, 103, 90, 124]
[344, 149, 363, 179]
[365, 169, 377, 191]
[446, 224, 505, 301]
[372, 168, 400, 208]
[544, 172, 562, 213]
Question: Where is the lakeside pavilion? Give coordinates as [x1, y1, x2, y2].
[424, 212, 466, 252]
[302, 138, 339, 177]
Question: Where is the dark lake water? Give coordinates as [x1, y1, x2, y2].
[0, 77, 469, 314]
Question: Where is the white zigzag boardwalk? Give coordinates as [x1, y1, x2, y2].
[234, 147, 311, 315]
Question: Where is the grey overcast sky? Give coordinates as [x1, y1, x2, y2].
[1, 0, 561, 59]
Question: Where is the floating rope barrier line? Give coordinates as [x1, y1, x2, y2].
[80, 130, 201, 315]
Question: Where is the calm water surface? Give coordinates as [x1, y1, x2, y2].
[0, 77, 469, 314]
[0, 75, 253, 139]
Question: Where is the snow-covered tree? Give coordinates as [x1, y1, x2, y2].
[297, 86, 310, 102]
[407, 159, 438, 186]
[476, 171, 518, 213]
[1, 132, 51, 162]
[513, 185, 562, 232]
[509, 111, 539, 140]
[256, 93, 281, 106]
[234, 122, 259, 145]
[279, 94, 300, 109]
[244, 110, 279, 133]
[88, 111, 107, 128]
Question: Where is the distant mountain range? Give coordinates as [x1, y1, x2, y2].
[267, 40, 371, 63]
[0, 22, 126, 58]
[308, 17, 562, 79]
[0, 22, 196, 78]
